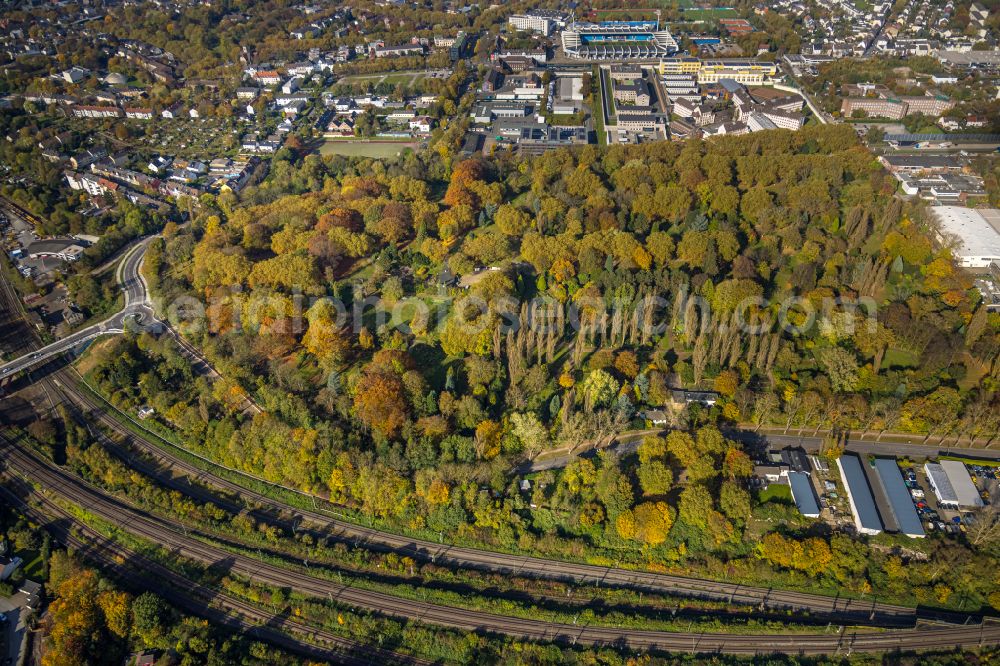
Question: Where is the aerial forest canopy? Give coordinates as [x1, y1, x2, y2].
[85, 123, 1000, 608]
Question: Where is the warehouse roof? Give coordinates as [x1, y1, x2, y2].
[873, 458, 924, 538]
[880, 154, 962, 169]
[884, 133, 1000, 143]
[865, 460, 900, 534]
[925, 462, 959, 504]
[940, 460, 984, 508]
[931, 207, 1000, 261]
[937, 50, 1000, 66]
[789, 472, 820, 518]
[838, 455, 883, 536]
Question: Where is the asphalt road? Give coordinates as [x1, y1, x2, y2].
[6, 382, 980, 631]
[1, 224, 996, 655]
[2, 436, 998, 656]
[41, 357, 986, 630]
[0, 238, 157, 379]
[741, 429, 999, 460]
[522, 428, 1000, 474]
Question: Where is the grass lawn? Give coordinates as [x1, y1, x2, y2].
[882, 347, 920, 369]
[548, 113, 585, 126]
[338, 71, 428, 86]
[383, 72, 428, 85]
[20, 549, 44, 579]
[758, 483, 793, 504]
[594, 10, 660, 21]
[336, 73, 385, 83]
[319, 140, 417, 159]
[682, 8, 739, 19]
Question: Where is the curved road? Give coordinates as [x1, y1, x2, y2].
[2, 437, 998, 656]
[1, 227, 995, 654]
[0, 238, 156, 379]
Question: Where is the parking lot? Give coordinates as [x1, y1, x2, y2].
[1, 208, 62, 284]
[909, 461, 995, 535]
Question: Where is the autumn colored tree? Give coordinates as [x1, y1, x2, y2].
[678, 484, 713, 529]
[353, 370, 410, 438]
[614, 350, 640, 379]
[474, 419, 503, 459]
[637, 459, 673, 496]
[713, 369, 740, 398]
[722, 448, 753, 480]
[303, 299, 349, 367]
[317, 207, 362, 232]
[581, 369, 619, 409]
[719, 480, 751, 522]
[42, 554, 133, 666]
[494, 204, 532, 236]
[630, 501, 675, 545]
[443, 158, 489, 209]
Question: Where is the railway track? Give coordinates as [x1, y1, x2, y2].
[0, 249, 945, 628]
[3, 435, 998, 656]
[1, 258, 993, 655]
[0, 477, 425, 666]
[57, 373, 947, 627]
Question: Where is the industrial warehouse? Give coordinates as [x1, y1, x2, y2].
[837, 454, 886, 536]
[758, 450, 988, 540]
[925, 461, 985, 509]
[930, 206, 1000, 269]
[834, 454, 988, 538]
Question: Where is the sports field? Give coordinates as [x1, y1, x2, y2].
[337, 71, 432, 87]
[682, 7, 739, 19]
[319, 140, 417, 159]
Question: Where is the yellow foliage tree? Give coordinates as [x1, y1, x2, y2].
[424, 478, 450, 506]
[615, 508, 637, 541]
[97, 590, 132, 639]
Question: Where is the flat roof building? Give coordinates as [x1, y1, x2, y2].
[884, 133, 1000, 147]
[925, 461, 984, 508]
[879, 155, 963, 173]
[780, 448, 811, 473]
[789, 471, 820, 518]
[873, 458, 925, 538]
[936, 50, 1000, 73]
[930, 206, 1000, 268]
[508, 10, 569, 35]
[837, 454, 883, 536]
[26, 239, 86, 261]
[863, 459, 900, 534]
